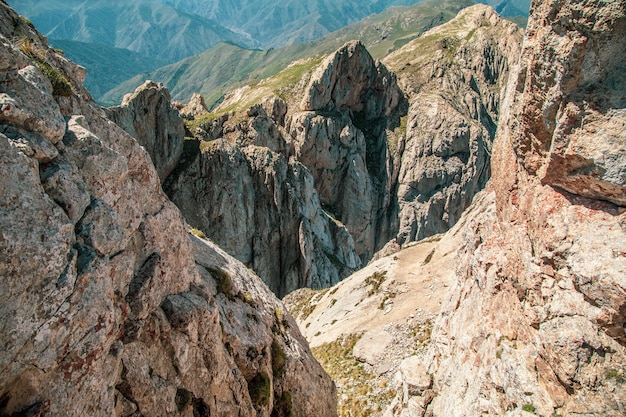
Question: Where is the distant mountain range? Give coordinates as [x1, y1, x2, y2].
[101, 0, 475, 106]
[154, 0, 429, 48]
[8, 0, 529, 105]
[7, 0, 259, 62]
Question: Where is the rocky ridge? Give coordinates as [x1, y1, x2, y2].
[165, 7, 522, 295]
[0, 3, 336, 416]
[286, 1, 626, 416]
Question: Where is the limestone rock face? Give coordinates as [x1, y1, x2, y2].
[165, 120, 361, 297]
[395, 1, 626, 416]
[106, 80, 185, 181]
[384, 5, 524, 242]
[0, 4, 336, 417]
[503, 1, 626, 206]
[167, 41, 407, 291]
[294, 40, 406, 259]
[301, 40, 404, 120]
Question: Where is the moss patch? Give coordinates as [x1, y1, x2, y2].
[271, 338, 286, 376]
[208, 267, 234, 299]
[248, 371, 271, 409]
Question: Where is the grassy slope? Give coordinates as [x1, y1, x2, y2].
[50, 40, 168, 100]
[101, 0, 475, 107]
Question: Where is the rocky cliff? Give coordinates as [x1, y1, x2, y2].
[421, 1, 626, 414]
[105, 80, 185, 182]
[292, 40, 406, 260]
[287, 1, 626, 416]
[166, 12, 521, 295]
[383, 4, 523, 243]
[0, 3, 336, 416]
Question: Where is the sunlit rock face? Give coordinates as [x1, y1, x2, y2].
[0, 3, 337, 416]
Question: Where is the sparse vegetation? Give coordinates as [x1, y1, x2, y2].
[605, 368, 625, 383]
[271, 338, 287, 376]
[522, 403, 536, 413]
[238, 292, 254, 306]
[312, 334, 395, 416]
[273, 391, 293, 417]
[411, 319, 433, 350]
[365, 271, 387, 296]
[18, 37, 72, 97]
[209, 267, 234, 299]
[378, 291, 397, 310]
[283, 287, 329, 321]
[19, 15, 34, 29]
[274, 307, 284, 323]
[248, 371, 271, 409]
[422, 248, 436, 265]
[189, 227, 206, 239]
[273, 306, 288, 335]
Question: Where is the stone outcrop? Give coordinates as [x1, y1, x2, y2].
[0, 3, 336, 416]
[292, 40, 406, 260]
[286, 2, 625, 416]
[180, 92, 209, 118]
[165, 135, 360, 297]
[106, 80, 185, 181]
[383, 5, 523, 243]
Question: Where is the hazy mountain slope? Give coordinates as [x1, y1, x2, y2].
[49, 40, 168, 99]
[157, 0, 528, 48]
[476, 0, 530, 17]
[102, 0, 473, 107]
[7, 0, 257, 63]
[156, 0, 426, 47]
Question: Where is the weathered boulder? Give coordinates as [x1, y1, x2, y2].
[106, 80, 185, 181]
[0, 4, 337, 417]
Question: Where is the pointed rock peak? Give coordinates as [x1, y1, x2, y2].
[300, 40, 404, 120]
[106, 79, 184, 181]
[181, 92, 209, 117]
[120, 80, 170, 106]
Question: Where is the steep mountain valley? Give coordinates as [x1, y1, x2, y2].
[0, 0, 624, 416]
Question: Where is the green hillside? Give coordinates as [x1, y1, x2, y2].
[50, 40, 168, 99]
[7, 0, 258, 63]
[102, 0, 474, 107]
